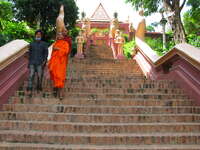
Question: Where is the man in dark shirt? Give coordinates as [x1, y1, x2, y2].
[27, 30, 48, 97]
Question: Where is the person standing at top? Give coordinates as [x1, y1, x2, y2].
[27, 30, 48, 97]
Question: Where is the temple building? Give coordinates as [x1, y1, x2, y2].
[76, 3, 162, 44]
[76, 3, 131, 35]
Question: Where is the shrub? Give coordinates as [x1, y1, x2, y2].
[122, 33, 129, 42]
[187, 34, 200, 48]
[123, 40, 136, 59]
[145, 37, 175, 56]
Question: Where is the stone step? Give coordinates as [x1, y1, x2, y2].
[23, 77, 178, 86]
[70, 59, 138, 64]
[67, 69, 140, 72]
[1, 130, 200, 145]
[63, 93, 189, 100]
[64, 88, 184, 95]
[13, 91, 190, 101]
[66, 73, 143, 78]
[13, 93, 190, 102]
[22, 82, 181, 90]
[66, 80, 178, 86]
[67, 69, 141, 72]
[1, 120, 200, 133]
[11, 97, 194, 107]
[70, 66, 139, 69]
[66, 83, 179, 89]
[65, 78, 176, 84]
[15, 88, 185, 97]
[70, 65, 140, 69]
[58, 79, 178, 86]
[1, 142, 200, 150]
[3, 104, 200, 114]
[68, 69, 142, 73]
[1, 111, 199, 123]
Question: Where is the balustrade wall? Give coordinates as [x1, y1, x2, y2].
[0, 40, 29, 108]
[134, 37, 200, 105]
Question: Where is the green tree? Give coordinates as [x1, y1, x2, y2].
[125, 0, 187, 44]
[0, 0, 13, 30]
[183, 11, 200, 35]
[0, 0, 34, 46]
[0, 0, 13, 21]
[184, 0, 200, 35]
[146, 25, 155, 32]
[10, 0, 79, 36]
[183, 0, 200, 48]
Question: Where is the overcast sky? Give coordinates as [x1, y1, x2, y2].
[75, 0, 190, 31]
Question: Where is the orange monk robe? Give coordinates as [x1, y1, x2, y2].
[48, 40, 70, 88]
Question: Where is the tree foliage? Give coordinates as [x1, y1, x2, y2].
[0, 20, 34, 44]
[10, 0, 79, 32]
[146, 25, 155, 32]
[0, 0, 13, 21]
[184, 0, 200, 35]
[183, 0, 200, 48]
[123, 40, 136, 58]
[125, 0, 162, 16]
[145, 37, 175, 56]
[125, 0, 187, 44]
[183, 11, 200, 35]
[0, 0, 34, 46]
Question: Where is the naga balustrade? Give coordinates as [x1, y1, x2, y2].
[134, 37, 200, 105]
[0, 40, 29, 108]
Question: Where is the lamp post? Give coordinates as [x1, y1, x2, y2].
[160, 9, 167, 50]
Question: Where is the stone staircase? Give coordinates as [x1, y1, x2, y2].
[0, 45, 200, 149]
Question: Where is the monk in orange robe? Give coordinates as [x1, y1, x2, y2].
[48, 33, 70, 99]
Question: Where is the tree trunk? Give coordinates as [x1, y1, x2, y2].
[36, 13, 41, 29]
[167, 11, 186, 44]
[164, 0, 186, 44]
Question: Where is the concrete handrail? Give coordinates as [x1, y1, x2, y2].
[155, 43, 200, 71]
[0, 40, 29, 71]
[135, 37, 200, 70]
[134, 36, 200, 105]
[0, 40, 29, 108]
[135, 37, 160, 64]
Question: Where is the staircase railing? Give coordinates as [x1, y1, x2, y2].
[134, 37, 200, 104]
[0, 40, 29, 108]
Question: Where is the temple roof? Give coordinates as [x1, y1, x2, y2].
[90, 3, 111, 22]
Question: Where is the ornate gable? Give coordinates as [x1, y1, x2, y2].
[90, 3, 111, 22]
